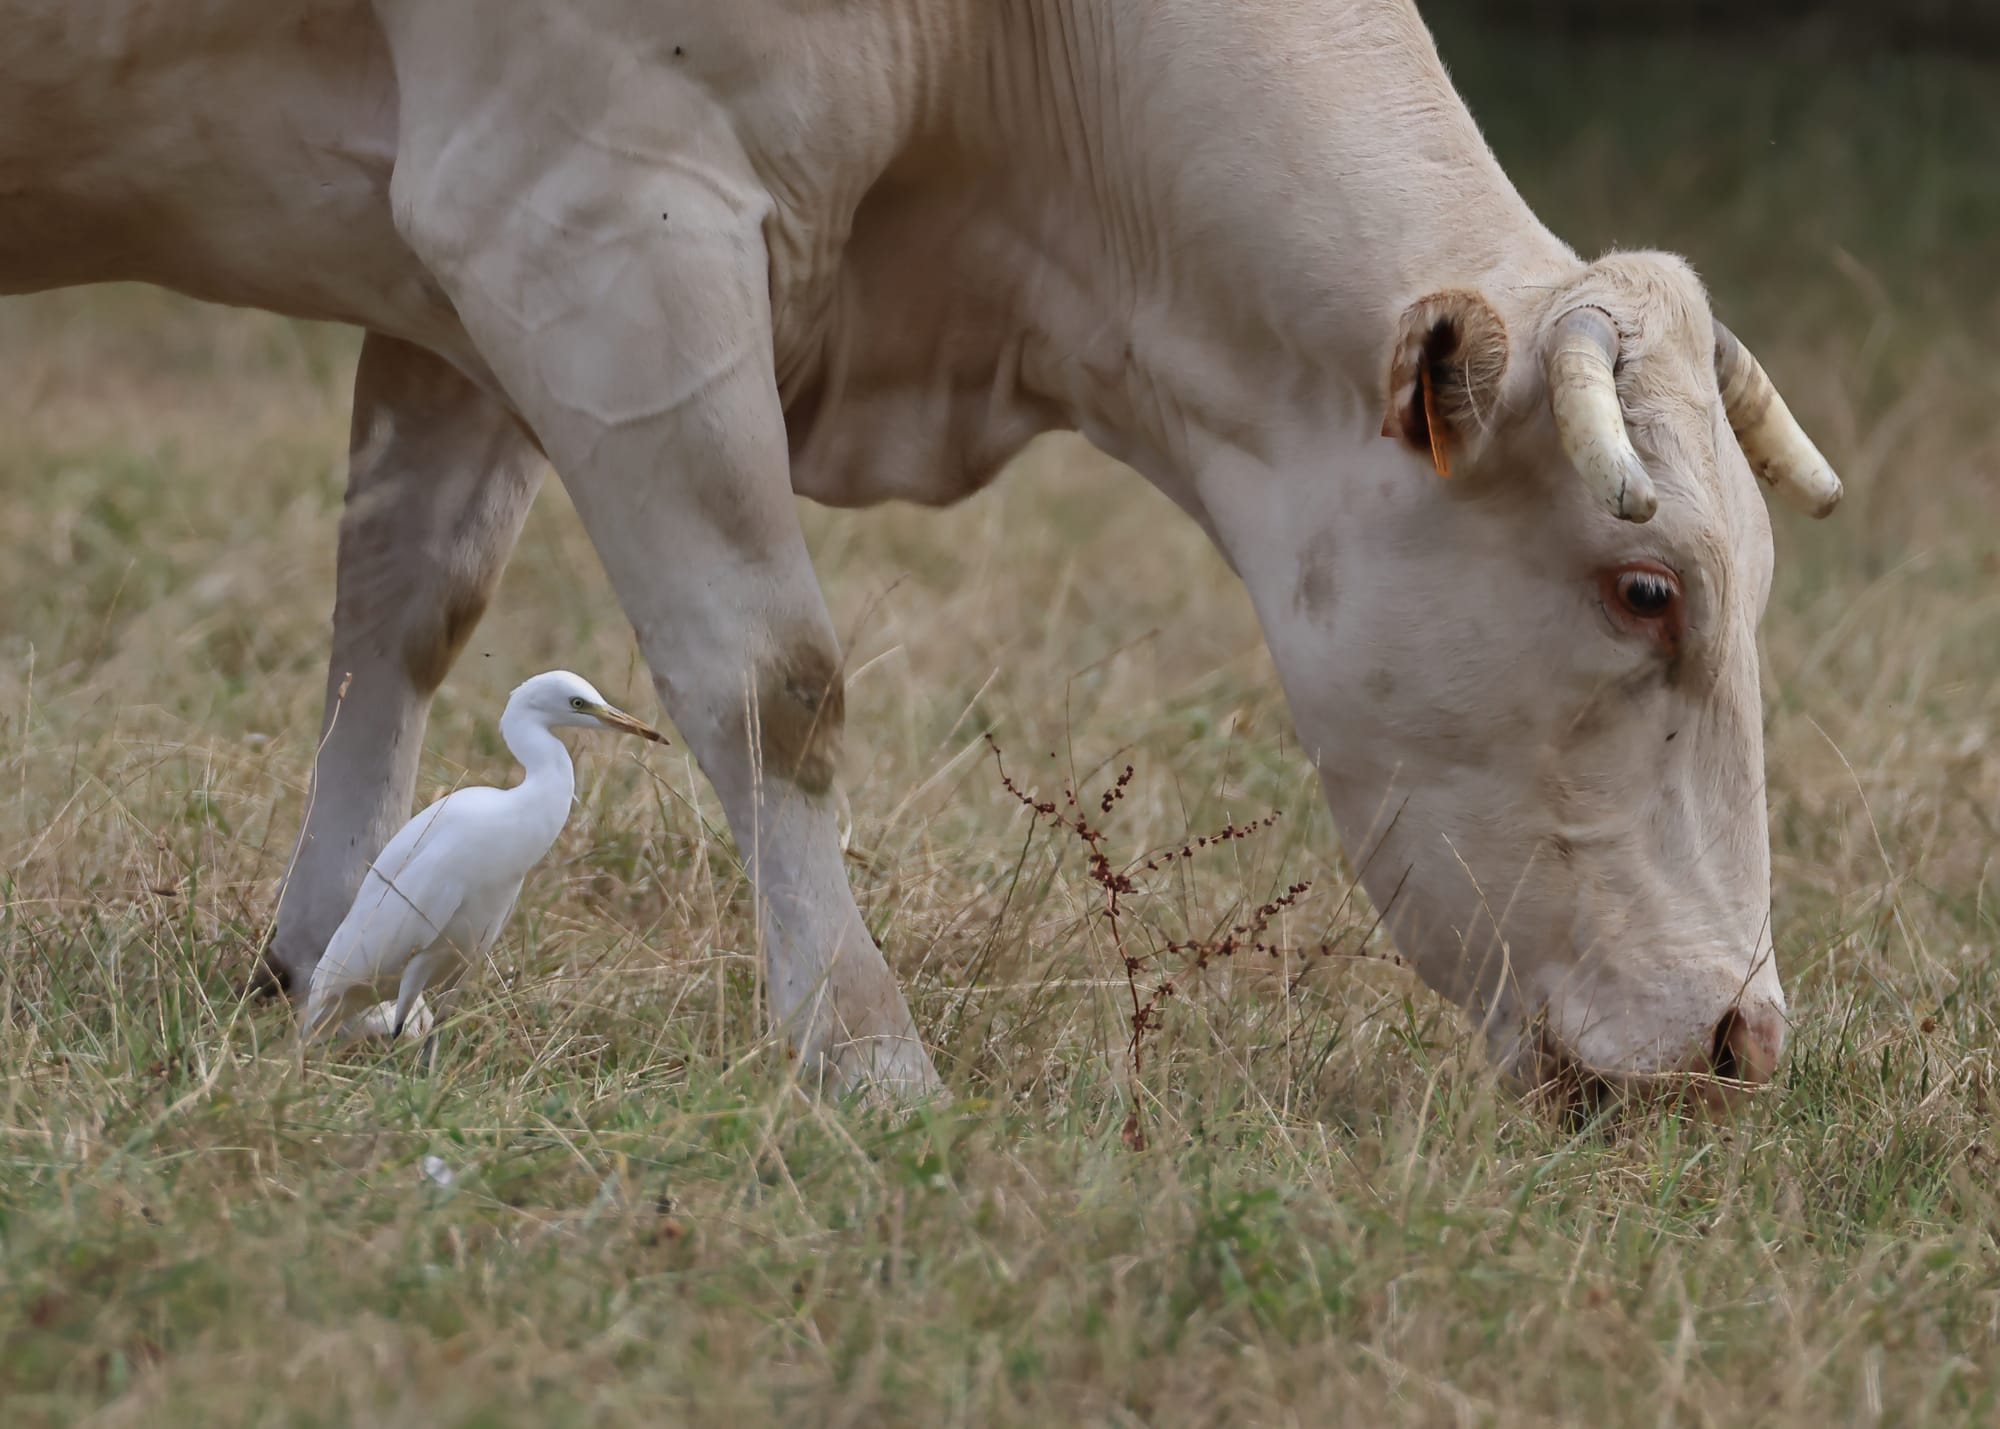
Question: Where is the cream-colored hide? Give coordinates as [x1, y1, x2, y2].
[0, 0, 1839, 1100]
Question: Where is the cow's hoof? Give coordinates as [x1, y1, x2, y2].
[245, 946, 292, 1000]
[829, 1033, 945, 1108]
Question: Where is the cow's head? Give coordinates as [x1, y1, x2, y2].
[1243, 252, 1837, 1105]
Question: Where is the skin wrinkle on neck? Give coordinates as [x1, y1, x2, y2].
[924, 2, 1577, 492]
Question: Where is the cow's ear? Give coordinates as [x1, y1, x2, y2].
[1380, 289, 1511, 477]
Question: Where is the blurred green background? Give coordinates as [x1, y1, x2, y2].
[1436, 0, 2000, 51]
[1430, 2, 1998, 323]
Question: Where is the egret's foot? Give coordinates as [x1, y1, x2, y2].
[335, 996, 434, 1044]
[417, 1029, 441, 1077]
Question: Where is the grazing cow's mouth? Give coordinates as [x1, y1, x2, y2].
[1520, 1008, 1779, 1125]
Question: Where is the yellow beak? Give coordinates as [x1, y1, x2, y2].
[589, 703, 668, 744]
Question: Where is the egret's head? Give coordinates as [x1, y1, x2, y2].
[511, 670, 667, 743]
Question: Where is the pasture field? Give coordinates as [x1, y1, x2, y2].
[2, 23, 1997, 1428]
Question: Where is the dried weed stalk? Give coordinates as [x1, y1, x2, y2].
[987, 734, 1391, 1147]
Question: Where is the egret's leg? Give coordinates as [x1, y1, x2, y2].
[404, 989, 444, 1078]
[390, 948, 450, 1041]
[378, 39, 939, 1097]
[266, 336, 543, 995]
[414, 960, 478, 1076]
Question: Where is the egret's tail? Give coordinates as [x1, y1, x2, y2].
[298, 981, 346, 1045]
[299, 973, 377, 1046]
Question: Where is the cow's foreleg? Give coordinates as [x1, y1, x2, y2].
[550, 356, 938, 1094]
[525, 349, 938, 1094]
[265, 333, 542, 994]
[606, 508, 942, 1096]
[381, 115, 939, 1096]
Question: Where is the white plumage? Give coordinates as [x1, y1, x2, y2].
[300, 670, 665, 1046]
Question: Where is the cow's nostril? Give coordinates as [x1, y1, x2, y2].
[1706, 1004, 1783, 1085]
[1709, 1010, 1745, 1080]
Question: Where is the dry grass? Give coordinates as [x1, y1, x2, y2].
[3, 24, 1998, 1428]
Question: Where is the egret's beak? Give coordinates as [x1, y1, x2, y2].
[589, 703, 667, 744]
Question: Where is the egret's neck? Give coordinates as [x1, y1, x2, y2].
[497, 700, 575, 822]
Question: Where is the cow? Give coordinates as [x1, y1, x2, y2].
[0, 0, 1842, 1102]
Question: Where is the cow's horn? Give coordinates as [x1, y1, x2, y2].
[1712, 319, 1842, 518]
[1547, 307, 1657, 523]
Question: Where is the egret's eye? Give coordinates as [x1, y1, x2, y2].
[570, 697, 587, 710]
[1599, 561, 1686, 652]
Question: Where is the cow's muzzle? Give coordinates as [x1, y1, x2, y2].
[1526, 998, 1785, 1122]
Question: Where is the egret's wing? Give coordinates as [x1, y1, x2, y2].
[303, 795, 475, 1025]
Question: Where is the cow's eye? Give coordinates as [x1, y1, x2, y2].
[1600, 562, 1685, 650]
[1616, 569, 1675, 616]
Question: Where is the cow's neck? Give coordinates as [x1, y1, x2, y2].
[789, 0, 1578, 519]
[976, 0, 1578, 474]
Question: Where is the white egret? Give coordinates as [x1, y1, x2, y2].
[300, 670, 665, 1047]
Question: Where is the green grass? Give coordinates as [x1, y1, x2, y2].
[4, 23, 1999, 1428]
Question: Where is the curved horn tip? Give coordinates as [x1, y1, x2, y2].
[1713, 318, 1844, 521]
[1615, 478, 1659, 524]
[1793, 476, 1842, 520]
[1753, 447, 1843, 519]
[1754, 448, 1844, 519]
